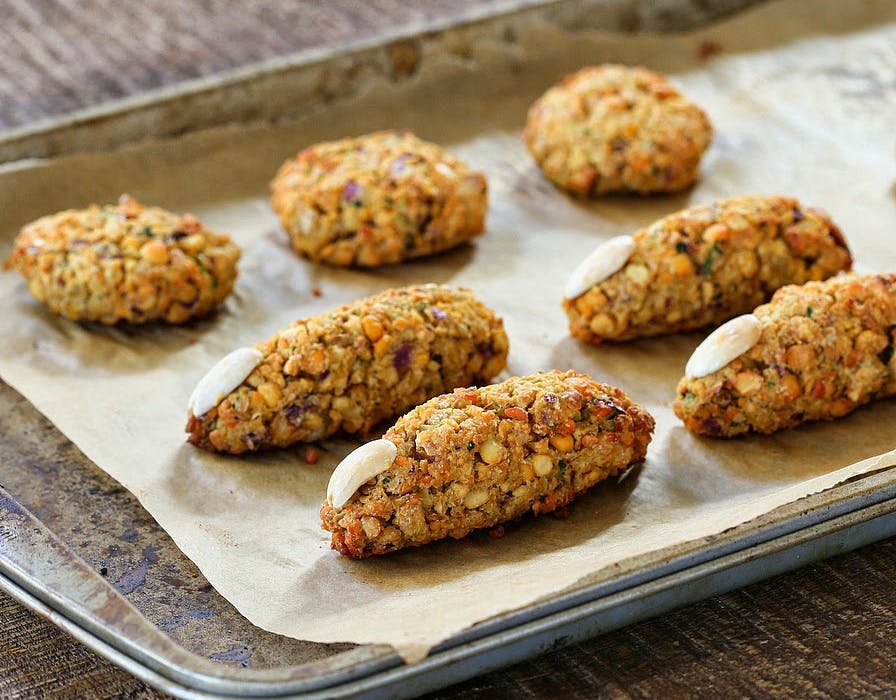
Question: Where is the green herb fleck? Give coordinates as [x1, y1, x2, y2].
[467, 441, 474, 451]
[701, 244, 722, 276]
[141, 226, 153, 237]
[806, 306, 814, 317]
[682, 391, 696, 401]
[381, 476, 391, 485]
[675, 241, 689, 253]
[558, 459, 568, 477]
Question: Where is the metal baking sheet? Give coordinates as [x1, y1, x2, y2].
[1, 0, 895, 696]
[3, 433, 895, 699]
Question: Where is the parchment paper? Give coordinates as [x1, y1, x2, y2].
[1, 0, 895, 662]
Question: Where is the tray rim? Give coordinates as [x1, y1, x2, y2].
[0, 0, 765, 163]
[0, 464, 896, 698]
[0, 0, 564, 162]
[2, 459, 895, 698]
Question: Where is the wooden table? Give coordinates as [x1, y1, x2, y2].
[2, 2, 896, 697]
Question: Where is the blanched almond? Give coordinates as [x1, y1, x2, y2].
[685, 314, 762, 378]
[327, 439, 398, 509]
[564, 235, 635, 299]
[189, 347, 264, 417]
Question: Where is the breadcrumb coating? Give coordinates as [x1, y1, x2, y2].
[674, 273, 896, 436]
[321, 370, 655, 557]
[564, 195, 852, 343]
[186, 285, 509, 453]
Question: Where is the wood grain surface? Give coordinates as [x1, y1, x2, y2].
[2, 1, 896, 699]
[4, 537, 896, 699]
[0, 0, 496, 130]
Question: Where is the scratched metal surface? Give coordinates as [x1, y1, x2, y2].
[0, 378, 354, 670]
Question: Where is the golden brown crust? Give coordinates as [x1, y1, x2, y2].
[186, 284, 509, 453]
[523, 65, 713, 196]
[321, 370, 655, 557]
[674, 273, 896, 437]
[564, 195, 852, 343]
[270, 130, 488, 267]
[4, 195, 240, 324]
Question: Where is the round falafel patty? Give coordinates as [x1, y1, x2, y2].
[523, 64, 712, 196]
[270, 130, 488, 267]
[4, 195, 240, 324]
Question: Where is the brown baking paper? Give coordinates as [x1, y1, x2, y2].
[1, 0, 895, 662]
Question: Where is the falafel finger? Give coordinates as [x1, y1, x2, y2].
[563, 195, 852, 344]
[674, 273, 896, 437]
[320, 370, 655, 557]
[186, 284, 508, 453]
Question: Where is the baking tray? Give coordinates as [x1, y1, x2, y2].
[3, 397, 895, 699]
[2, 0, 895, 697]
